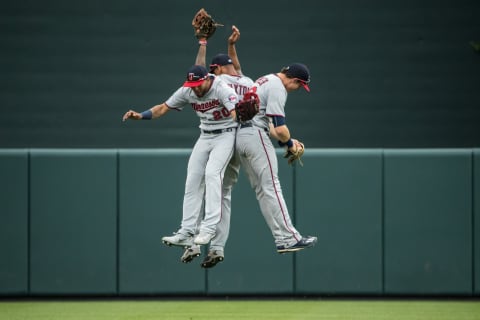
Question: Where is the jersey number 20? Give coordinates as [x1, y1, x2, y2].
[212, 107, 231, 120]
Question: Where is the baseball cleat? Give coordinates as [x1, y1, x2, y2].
[276, 236, 317, 254]
[181, 245, 201, 263]
[162, 232, 193, 248]
[193, 232, 215, 245]
[201, 250, 224, 268]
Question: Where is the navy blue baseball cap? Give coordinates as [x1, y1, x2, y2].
[284, 63, 311, 92]
[209, 53, 233, 72]
[183, 65, 208, 87]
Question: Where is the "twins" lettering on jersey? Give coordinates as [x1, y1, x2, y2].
[191, 99, 220, 112]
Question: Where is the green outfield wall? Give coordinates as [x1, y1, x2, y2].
[0, 148, 478, 296]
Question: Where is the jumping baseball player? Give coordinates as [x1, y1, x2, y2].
[180, 25, 254, 268]
[236, 63, 317, 253]
[122, 64, 238, 249]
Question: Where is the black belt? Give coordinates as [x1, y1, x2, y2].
[202, 127, 234, 134]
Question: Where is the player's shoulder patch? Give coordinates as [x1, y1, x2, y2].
[228, 94, 238, 103]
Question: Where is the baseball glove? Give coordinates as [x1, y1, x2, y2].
[192, 8, 223, 39]
[284, 140, 305, 166]
[235, 91, 260, 123]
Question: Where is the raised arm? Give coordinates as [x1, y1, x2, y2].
[228, 25, 243, 75]
[195, 39, 208, 67]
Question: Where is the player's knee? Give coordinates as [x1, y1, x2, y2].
[204, 169, 220, 183]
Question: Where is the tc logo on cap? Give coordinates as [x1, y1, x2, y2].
[184, 65, 208, 87]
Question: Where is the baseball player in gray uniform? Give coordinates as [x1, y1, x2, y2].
[236, 63, 317, 253]
[122, 64, 238, 248]
[180, 26, 254, 268]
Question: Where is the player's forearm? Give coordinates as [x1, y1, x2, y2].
[228, 44, 242, 74]
[273, 125, 298, 151]
[227, 25, 242, 74]
[269, 123, 280, 140]
[150, 103, 170, 119]
[195, 44, 207, 67]
[271, 125, 292, 143]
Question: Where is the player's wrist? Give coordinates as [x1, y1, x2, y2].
[278, 138, 293, 148]
[140, 110, 153, 120]
[198, 39, 207, 46]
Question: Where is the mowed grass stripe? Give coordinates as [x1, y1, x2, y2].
[0, 300, 479, 320]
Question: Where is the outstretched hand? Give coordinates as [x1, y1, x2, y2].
[122, 110, 142, 121]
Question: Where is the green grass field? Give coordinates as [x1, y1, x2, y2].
[1, 299, 480, 320]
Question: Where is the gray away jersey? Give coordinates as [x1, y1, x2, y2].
[250, 74, 288, 130]
[165, 75, 239, 131]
